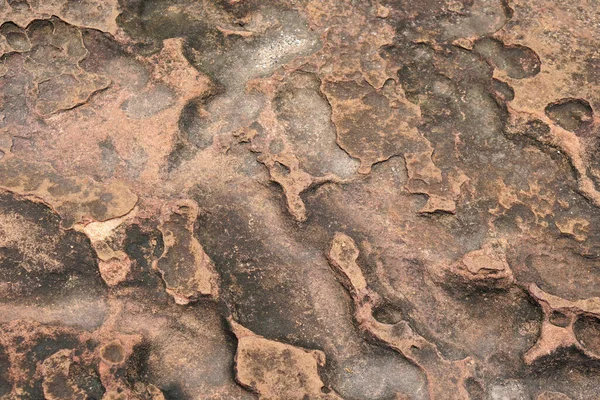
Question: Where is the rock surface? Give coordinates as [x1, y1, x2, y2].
[1, 0, 600, 399]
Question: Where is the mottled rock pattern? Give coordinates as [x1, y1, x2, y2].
[1, 0, 600, 399]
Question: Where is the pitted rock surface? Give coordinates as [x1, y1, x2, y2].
[1, 1, 600, 399]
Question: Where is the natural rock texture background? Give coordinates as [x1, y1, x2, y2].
[1, 0, 600, 399]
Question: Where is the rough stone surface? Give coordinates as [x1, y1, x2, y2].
[2, 0, 600, 399]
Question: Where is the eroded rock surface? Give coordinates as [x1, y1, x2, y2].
[154, 200, 219, 304]
[327, 232, 474, 399]
[230, 319, 341, 399]
[2, 0, 600, 399]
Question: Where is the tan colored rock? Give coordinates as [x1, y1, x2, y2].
[77, 210, 137, 286]
[42, 349, 86, 400]
[537, 391, 571, 400]
[375, 4, 391, 19]
[0, 156, 137, 229]
[405, 157, 469, 214]
[441, 239, 515, 289]
[257, 149, 339, 222]
[19, 36, 212, 192]
[525, 283, 600, 364]
[328, 232, 368, 293]
[230, 319, 341, 399]
[555, 218, 590, 242]
[494, 0, 600, 211]
[0, 17, 111, 116]
[322, 80, 426, 175]
[97, 256, 131, 287]
[248, 72, 345, 222]
[0, 129, 12, 154]
[327, 233, 473, 400]
[154, 200, 219, 304]
[0, 0, 120, 35]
